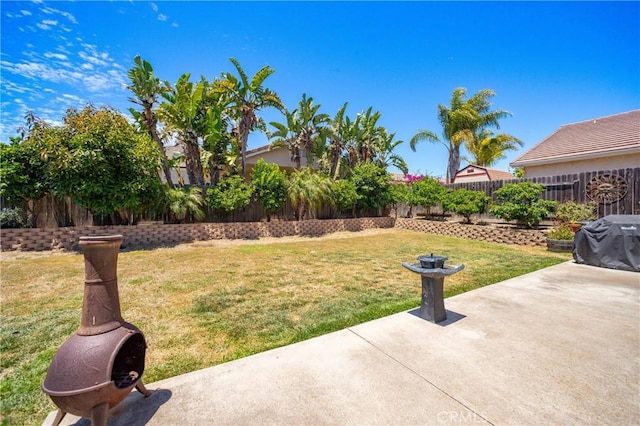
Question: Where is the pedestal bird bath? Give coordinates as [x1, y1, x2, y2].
[403, 254, 464, 323]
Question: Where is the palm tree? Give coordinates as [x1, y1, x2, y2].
[216, 58, 283, 178]
[410, 88, 511, 183]
[126, 55, 174, 187]
[288, 168, 333, 220]
[158, 74, 216, 187]
[321, 103, 356, 180]
[269, 93, 329, 169]
[350, 107, 382, 166]
[165, 186, 205, 223]
[373, 129, 408, 175]
[464, 130, 523, 167]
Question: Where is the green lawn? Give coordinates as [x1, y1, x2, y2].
[0, 229, 571, 425]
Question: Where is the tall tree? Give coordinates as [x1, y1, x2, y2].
[410, 88, 511, 183]
[349, 107, 381, 167]
[372, 128, 408, 175]
[216, 58, 283, 178]
[464, 130, 523, 167]
[54, 106, 163, 223]
[158, 74, 212, 187]
[321, 102, 353, 180]
[127, 56, 174, 187]
[269, 93, 329, 169]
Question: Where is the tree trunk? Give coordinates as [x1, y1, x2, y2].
[144, 111, 174, 187]
[182, 136, 204, 187]
[447, 145, 461, 184]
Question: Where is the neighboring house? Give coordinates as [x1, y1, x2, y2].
[246, 143, 304, 175]
[510, 110, 640, 178]
[161, 143, 301, 184]
[452, 164, 514, 183]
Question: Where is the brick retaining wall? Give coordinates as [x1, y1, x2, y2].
[394, 218, 548, 247]
[0, 217, 395, 252]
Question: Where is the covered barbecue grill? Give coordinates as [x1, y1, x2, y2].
[573, 215, 640, 272]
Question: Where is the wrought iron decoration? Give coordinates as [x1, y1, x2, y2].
[586, 174, 628, 204]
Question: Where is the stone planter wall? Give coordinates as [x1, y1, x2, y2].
[0, 217, 395, 252]
[0, 217, 553, 252]
[394, 218, 548, 247]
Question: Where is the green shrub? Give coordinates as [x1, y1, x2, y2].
[489, 182, 556, 228]
[547, 224, 574, 240]
[332, 179, 359, 216]
[207, 175, 253, 214]
[554, 201, 596, 223]
[250, 159, 288, 221]
[443, 189, 490, 223]
[407, 176, 446, 215]
[349, 163, 390, 210]
[0, 207, 27, 228]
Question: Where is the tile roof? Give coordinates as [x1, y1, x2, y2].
[453, 164, 513, 182]
[511, 110, 640, 167]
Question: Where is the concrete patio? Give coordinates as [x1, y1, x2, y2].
[45, 261, 640, 425]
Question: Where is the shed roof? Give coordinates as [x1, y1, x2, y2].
[510, 110, 640, 167]
[453, 164, 514, 182]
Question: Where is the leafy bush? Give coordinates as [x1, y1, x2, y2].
[349, 163, 390, 210]
[387, 183, 408, 218]
[165, 186, 205, 223]
[0, 207, 27, 228]
[489, 182, 556, 228]
[407, 176, 446, 215]
[207, 175, 253, 214]
[547, 224, 574, 240]
[332, 179, 359, 216]
[443, 189, 490, 223]
[288, 168, 333, 220]
[250, 159, 288, 221]
[554, 200, 596, 223]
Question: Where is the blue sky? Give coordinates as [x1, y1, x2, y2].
[1, 1, 638, 179]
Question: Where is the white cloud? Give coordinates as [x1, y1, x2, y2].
[150, 3, 158, 12]
[21, 10, 32, 16]
[83, 74, 113, 92]
[40, 7, 78, 24]
[158, 14, 167, 22]
[37, 19, 58, 30]
[172, 22, 179, 28]
[44, 52, 69, 61]
[60, 93, 82, 102]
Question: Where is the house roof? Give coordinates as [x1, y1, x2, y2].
[246, 143, 273, 157]
[453, 164, 514, 182]
[511, 110, 640, 167]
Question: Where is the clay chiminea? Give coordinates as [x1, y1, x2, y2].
[42, 235, 151, 426]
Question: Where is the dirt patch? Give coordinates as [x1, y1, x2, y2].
[186, 227, 398, 248]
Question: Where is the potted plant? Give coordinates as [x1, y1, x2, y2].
[546, 224, 574, 252]
[554, 201, 596, 232]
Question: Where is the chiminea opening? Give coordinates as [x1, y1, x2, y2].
[42, 235, 151, 426]
[112, 333, 146, 389]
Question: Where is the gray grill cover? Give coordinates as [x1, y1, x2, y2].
[573, 215, 640, 272]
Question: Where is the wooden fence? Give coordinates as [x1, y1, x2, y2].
[2, 168, 638, 228]
[394, 167, 640, 221]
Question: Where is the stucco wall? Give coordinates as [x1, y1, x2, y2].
[523, 153, 640, 178]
